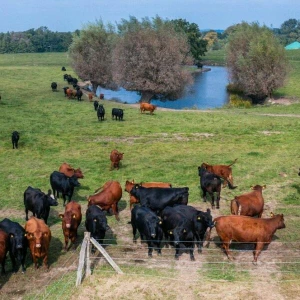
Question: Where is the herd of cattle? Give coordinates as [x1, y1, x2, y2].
[0, 155, 288, 274]
[0, 68, 290, 275]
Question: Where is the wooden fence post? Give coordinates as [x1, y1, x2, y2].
[76, 232, 89, 286]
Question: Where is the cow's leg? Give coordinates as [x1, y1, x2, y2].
[132, 225, 137, 243]
[148, 242, 153, 257]
[202, 189, 207, 202]
[64, 235, 69, 251]
[175, 245, 180, 260]
[43, 254, 49, 269]
[189, 245, 195, 261]
[62, 194, 67, 206]
[253, 242, 265, 264]
[10, 253, 17, 272]
[111, 203, 120, 221]
[210, 192, 215, 209]
[222, 240, 233, 260]
[25, 208, 29, 221]
[155, 241, 162, 255]
[216, 192, 220, 209]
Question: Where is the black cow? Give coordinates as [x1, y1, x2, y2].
[0, 218, 28, 273]
[129, 185, 189, 214]
[51, 82, 57, 92]
[76, 89, 83, 101]
[131, 206, 163, 257]
[12, 131, 19, 149]
[67, 75, 73, 85]
[94, 100, 99, 111]
[24, 186, 58, 224]
[85, 205, 108, 253]
[97, 104, 105, 121]
[50, 171, 80, 206]
[161, 206, 196, 261]
[172, 205, 214, 253]
[62, 66, 66, 71]
[63, 86, 69, 97]
[198, 166, 222, 209]
[72, 78, 78, 85]
[112, 108, 124, 121]
[63, 74, 69, 81]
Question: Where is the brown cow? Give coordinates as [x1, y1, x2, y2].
[88, 93, 93, 101]
[59, 201, 82, 251]
[0, 229, 9, 274]
[110, 149, 124, 170]
[231, 185, 266, 217]
[59, 162, 84, 178]
[214, 213, 285, 264]
[140, 102, 157, 114]
[87, 181, 122, 221]
[25, 217, 51, 269]
[201, 158, 237, 189]
[124, 179, 172, 210]
[66, 88, 74, 99]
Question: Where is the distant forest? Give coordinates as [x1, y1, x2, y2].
[0, 18, 299, 54]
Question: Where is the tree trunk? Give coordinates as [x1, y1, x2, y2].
[139, 91, 154, 103]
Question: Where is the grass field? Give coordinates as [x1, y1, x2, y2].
[0, 52, 300, 299]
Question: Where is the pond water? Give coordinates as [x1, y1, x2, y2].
[95, 66, 229, 110]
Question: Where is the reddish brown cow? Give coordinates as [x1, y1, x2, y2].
[214, 213, 285, 264]
[66, 88, 74, 99]
[201, 158, 237, 189]
[110, 149, 124, 170]
[140, 102, 157, 114]
[0, 229, 9, 274]
[59, 162, 84, 178]
[87, 181, 122, 221]
[88, 93, 93, 101]
[231, 185, 266, 217]
[25, 217, 51, 269]
[59, 201, 82, 251]
[124, 179, 172, 210]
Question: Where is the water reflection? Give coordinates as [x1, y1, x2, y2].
[95, 66, 229, 110]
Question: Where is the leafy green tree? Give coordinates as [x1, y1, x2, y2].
[112, 16, 193, 102]
[169, 18, 207, 63]
[226, 22, 289, 103]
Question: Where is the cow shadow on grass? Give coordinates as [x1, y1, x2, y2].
[291, 183, 300, 194]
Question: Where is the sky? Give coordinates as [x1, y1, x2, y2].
[0, 0, 300, 33]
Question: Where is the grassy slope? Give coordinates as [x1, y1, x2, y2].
[0, 53, 300, 299]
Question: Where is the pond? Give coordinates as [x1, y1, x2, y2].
[95, 66, 229, 110]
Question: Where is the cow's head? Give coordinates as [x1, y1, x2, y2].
[26, 230, 49, 248]
[74, 168, 84, 179]
[59, 212, 77, 228]
[69, 175, 80, 187]
[125, 180, 135, 193]
[47, 190, 58, 206]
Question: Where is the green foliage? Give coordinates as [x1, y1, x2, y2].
[226, 22, 289, 103]
[228, 94, 252, 108]
[169, 18, 208, 62]
[0, 27, 73, 53]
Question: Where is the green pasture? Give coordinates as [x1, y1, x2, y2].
[0, 52, 300, 298]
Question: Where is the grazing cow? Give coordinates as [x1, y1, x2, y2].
[24, 186, 58, 224]
[161, 206, 196, 260]
[0, 218, 28, 273]
[172, 205, 214, 253]
[62, 66, 66, 71]
[125, 179, 172, 210]
[25, 217, 51, 269]
[198, 166, 222, 209]
[201, 159, 237, 189]
[66, 75, 74, 85]
[94, 100, 99, 111]
[112, 108, 124, 121]
[66, 88, 74, 99]
[131, 206, 164, 257]
[62, 86, 69, 97]
[85, 205, 108, 253]
[87, 180, 122, 221]
[50, 171, 80, 206]
[59, 201, 82, 251]
[12, 131, 19, 149]
[72, 78, 78, 85]
[99, 93, 104, 99]
[110, 149, 124, 170]
[97, 104, 105, 121]
[140, 102, 157, 114]
[214, 214, 285, 264]
[63, 74, 69, 81]
[59, 162, 84, 179]
[129, 185, 189, 215]
[0, 229, 9, 274]
[88, 93, 93, 101]
[51, 82, 57, 92]
[76, 89, 83, 101]
[231, 185, 266, 218]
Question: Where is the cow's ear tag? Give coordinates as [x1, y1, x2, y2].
[183, 229, 186, 233]
[169, 231, 173, 235]
[197, 217, 201, 220]
[159, 221, 162, 225]
[94, 219, 97, 222]
[72, 214, 76, 219]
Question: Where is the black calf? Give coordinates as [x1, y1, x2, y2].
[12, 131, 19, 149]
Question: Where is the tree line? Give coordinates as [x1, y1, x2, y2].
[0, 26, 74, 53]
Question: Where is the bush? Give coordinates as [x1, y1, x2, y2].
[229, 94, 252, 108]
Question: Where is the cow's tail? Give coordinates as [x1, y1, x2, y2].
[231, 198, 240, 215]
[227, 158, 238, 167]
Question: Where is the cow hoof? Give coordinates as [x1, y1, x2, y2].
[190, 257, 195, 261]
[252, 261, 258, 266]
[216, 206, 220, 209]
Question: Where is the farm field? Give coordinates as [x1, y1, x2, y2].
[0, 52, 300, 299]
